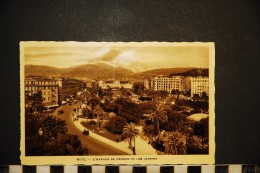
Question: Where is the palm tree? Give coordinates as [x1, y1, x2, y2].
[163, 131, 187, 155]
[42, 116, 68, 139]
[149, 105, 168, 133]
[123, 122, 139, 154]
[93, 105, 103, 129]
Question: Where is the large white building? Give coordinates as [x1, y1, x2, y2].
[151, 76, 183, 93]
[190, 77, 209, 96]
[25, 77, 85, 108]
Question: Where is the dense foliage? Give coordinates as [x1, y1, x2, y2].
[106, 116, 127, 134]
[25, 92, 87, 156]
[113, 97, 143, 123]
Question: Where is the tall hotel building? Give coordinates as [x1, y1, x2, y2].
[25, 77, 59, 108]
[151, 76, 183, 93]
[190, 77, 209, 96]
[25, 77, 85, 108]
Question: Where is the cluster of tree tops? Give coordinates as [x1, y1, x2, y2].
[25, 91, 87, 156]
[84, 84, 208, 124]
[143, 105, 209, 154]
[82, 87, 209, 155]
[169, 68, 209, 77]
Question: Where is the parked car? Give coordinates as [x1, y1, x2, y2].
[83, 129, 89, 135]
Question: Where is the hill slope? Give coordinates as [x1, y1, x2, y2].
[63, 63, 134, 80]
[133, 68, 195, 79]
[25, 65, 63, 77]
[25, 63, 134, 80]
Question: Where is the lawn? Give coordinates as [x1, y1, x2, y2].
[81, 121, 124, 142]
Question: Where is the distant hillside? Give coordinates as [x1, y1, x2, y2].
[25, 63, 134, 80]
[25, 65, 63, 77]
[170, 68, 209, 77]
[63, 63, 134, 80]
[25, 64, 208, 80]
[133, 68, 195, 80]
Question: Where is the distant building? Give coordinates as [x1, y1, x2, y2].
[56, 78, 85, 101]
[25, 77, 59, 108]
[143, 79, 152, 90]
[99, 80, 132, 89]
[151, 76, 183, 93]
[85, 81, 92, 88]
[190, 77, 209, 96]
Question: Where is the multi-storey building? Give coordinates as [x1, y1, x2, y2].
[56, 78, 85, 101]
[25, 77, 85, 107]
[25, 77, 59, 108]
[151, 76, 183, 93]
[190, 77, 209, 96]
[144, 79, 152, 90]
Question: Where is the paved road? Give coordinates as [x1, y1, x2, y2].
[55, 104, 128, 155]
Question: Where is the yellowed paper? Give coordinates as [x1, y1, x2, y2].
[20, 42, 215, 165]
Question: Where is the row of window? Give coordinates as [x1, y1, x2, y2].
[25, 86, 58, 90]
[191, 80, 208, 83]
[25, 80, 58, 85]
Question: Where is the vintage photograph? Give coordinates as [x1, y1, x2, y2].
[20, 42, 215, 165]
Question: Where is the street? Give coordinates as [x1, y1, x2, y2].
[54, 104, 128, 155]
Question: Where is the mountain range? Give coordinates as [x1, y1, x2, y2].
[25, 63, 201, 80]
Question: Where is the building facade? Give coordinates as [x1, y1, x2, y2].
[25, 77, 85, 107]
[151, 76, 183, 93]
[56, 78, 85, 101]
[25, 77, 59, 108]
[190, 77, 209, 96]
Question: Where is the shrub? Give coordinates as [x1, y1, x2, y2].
[89, 120, 96, 125]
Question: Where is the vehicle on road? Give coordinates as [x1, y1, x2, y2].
[83, 129, 89, 135]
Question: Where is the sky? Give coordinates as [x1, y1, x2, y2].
[24, 43, 209, 73]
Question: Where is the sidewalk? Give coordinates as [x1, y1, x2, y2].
[72, 118, 158, 155]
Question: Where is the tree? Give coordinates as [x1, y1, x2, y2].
[149, 105, 168, 133]
[98, 87, 104, 98]
[143, 124, 157, 143]
[158, 90, 169, 99]
[163, 131, 187, 155]
[107, 116, 127, 134]
[193, 117, 209, 148]
[123, 122, 139, 154]
[193, 94, 200, 101]
[171, 89, 181, 103]
[201, 92, 208, 101]
[41, 116, 68, 139]
[88, 96, 101, 110]
[92, 105, 103, 129]
[25, 91, 45, 113]
[104, 87, 113, 97]
[132, 82, 145, 95]
[139, 102, 156, 114]
[113, 97, 143, 123]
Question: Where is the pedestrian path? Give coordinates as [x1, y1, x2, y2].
[72, 118, 158, 155]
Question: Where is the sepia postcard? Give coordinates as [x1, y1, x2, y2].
[20, 42, 215, 165]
